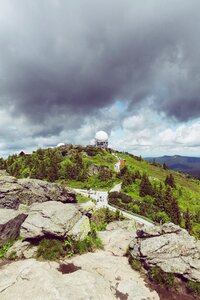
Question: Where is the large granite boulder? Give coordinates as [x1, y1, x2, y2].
[129, 223, 200, 283]
[0, 209, 27, 246]
[20, 201, 90, 241]
[0, 173, 76, 209]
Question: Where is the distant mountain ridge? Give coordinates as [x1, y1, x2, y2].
[145, 155, 200, 178]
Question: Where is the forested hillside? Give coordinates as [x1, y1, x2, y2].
[0, 145, 200, 237]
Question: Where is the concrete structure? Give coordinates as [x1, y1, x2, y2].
[56, 143, 65, 147]
[95, 131, 108, 149]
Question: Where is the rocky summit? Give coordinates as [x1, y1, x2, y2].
[0, 220, 159, 300]
[130, 223, 200, 283]
[0, 172, 76, 209]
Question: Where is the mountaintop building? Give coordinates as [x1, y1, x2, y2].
[95, 131, 108, 148]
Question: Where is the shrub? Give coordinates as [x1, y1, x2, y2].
[129, 257, 142, 271]
[148, 267, 175, 288]
[0, 241, 14, 258]
[64, 227, 103, 256]
[36, 239, 65, 260]
[187, 281, 200, 296]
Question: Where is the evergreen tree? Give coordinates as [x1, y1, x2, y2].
[163, 163, 168, 170]
[139, 174, 153, 197]
[184, 208, 192, 233]
[165, 174, 176, 188]
[164, 187, 181, 225]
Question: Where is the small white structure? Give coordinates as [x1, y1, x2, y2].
[114, 161, 121, 173]
[56, 143, 65, 147]
[95, 131, 108, 148]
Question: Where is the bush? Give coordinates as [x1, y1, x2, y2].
[148, 267, 175, 288]
[36, 239, 65, 260]
[65, 226, 103, 256]
[0, 241, 14, 258]
[152, 211, 170, 224]
[187, 281, 200, 296]
[130, 257, 142, 271]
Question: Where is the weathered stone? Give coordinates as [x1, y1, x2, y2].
[78, 200, 96, 214]
[5, 240, 37, 259]
[0, 259, 116, 300]
[0, 174, 76, 209]
[20, 201, 85, 239]
[99, 220, 138, 256]
[68, 216, 90, 241]
[88, 165, 111, 176]
[130, 222, 200, 283]
[0, 209, 27, 246]
[68, 251, 159, 300]
[18, 204, 30, 213]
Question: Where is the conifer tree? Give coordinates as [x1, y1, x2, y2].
[184, 208, 192, 233]
[139, 174, 153, 197]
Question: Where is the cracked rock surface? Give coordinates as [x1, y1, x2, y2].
[0, 221, 159, 300]
[20, 201, 90, 241]
[0, 172, 75, 209]
[130, 223, 200, 282]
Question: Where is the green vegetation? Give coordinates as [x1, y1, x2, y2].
[148, 266, 175, 289]
[36, 224, 103, 261]
[1, 145, 200, 237]
[0, 240, 14, 258]
[113, 152, 200, 237]
[0, 146, 118, 190]
[37, 239, 65, 260]
[187, 280, 200, 296]
[129, 257, 142, 271]
[91, 207, 125, 231]
[76, 194, 91, 203]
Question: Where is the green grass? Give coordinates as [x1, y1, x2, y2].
[36, 225, 103, 261]
[129, 257, 142, 271]
[116, 152, 200, 236]
[76, 194, 91, 203]
[36, 239, 65, 260]
[0, 240, 15, 258]
[187, 280, 200, 296]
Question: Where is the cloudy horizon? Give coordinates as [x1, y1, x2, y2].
[0, 0, 200, 158]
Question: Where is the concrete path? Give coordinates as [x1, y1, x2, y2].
[74, 183, 154, 227]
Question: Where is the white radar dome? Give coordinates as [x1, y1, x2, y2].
[56, 143, 65, 147]
[95, 131, 108, 141]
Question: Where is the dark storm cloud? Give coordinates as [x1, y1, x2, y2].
[0, 0, 200, 134]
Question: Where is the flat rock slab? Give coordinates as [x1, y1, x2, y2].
[67, 250, 159, 300]
[0, 254, 159, 300]
[0, 258, 115, 300]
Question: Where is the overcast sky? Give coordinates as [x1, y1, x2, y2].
[0, 0, 200, 158]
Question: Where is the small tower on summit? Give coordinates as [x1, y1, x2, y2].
[95, 131, 108, 149]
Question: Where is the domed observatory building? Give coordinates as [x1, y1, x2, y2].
[95, 131, 108, 149]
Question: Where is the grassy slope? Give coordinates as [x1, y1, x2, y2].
[116, 152, 200, 234]
[62, 150, 119, 190]
[64, 149, 199, 233]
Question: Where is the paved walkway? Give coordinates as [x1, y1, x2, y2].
[74, 184, 154, 227]
[74, 152, 154, 227]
